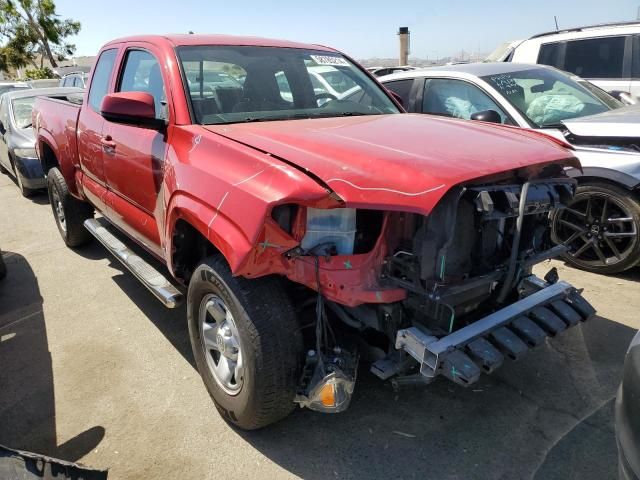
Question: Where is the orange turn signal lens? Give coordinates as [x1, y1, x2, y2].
[319, 382, 336, 407]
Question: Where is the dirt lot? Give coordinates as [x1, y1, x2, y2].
[1, 172, 639, 480]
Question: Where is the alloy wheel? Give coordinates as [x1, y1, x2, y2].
[198, 293, 244, 395]
[51, 187, 67, 233]
[553, 192, 638, 269]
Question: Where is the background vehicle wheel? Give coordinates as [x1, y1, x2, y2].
[187, 255, 302, 430]
[552, 183, 640, 274]
[47, 167, 94, 247]
[15, 169, 37, 198]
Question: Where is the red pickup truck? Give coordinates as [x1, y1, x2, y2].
[33, 34, 595, 429]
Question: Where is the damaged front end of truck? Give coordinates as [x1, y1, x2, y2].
[247, 161, 595, 413]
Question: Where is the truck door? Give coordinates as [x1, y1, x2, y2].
[102, 47, 169, 256]
[77, 48, 119, 212]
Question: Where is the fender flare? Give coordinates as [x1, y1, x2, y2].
[567, 166, 640, 190]
[165, 192, 254, 275]
[37, 131, 80, 197]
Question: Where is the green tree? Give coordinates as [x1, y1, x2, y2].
[24, 65, 52, 78]
[0, 0, 80, 69]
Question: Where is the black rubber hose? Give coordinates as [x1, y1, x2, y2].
[497, 182, 530, 304]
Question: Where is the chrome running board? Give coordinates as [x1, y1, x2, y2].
[84, 219, 183, 308]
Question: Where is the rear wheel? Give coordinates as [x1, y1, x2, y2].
[47, 167, 94, 247]
[552, 183, 640, 274]
[187, 255, 302, 430]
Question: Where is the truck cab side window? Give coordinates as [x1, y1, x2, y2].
[118, 50, 167, 120]
[88, 49, 118, 112]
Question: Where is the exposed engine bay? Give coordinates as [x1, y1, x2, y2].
[285, 165, 596, 412]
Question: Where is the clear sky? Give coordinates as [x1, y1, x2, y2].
[55, 0, 639, 59]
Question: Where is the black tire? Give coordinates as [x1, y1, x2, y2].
[47, 167, 94, 247]
[552, 182, 640, 274]
[187, 255, 302, 430]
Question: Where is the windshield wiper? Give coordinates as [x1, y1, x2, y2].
[210, 111, 376, 125]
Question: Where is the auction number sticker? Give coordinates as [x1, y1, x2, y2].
[310, 55, 350, 66]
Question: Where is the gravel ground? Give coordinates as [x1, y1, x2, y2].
[1, 172, 638, 480]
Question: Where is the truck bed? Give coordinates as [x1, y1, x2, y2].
[33, 95, 83, 193]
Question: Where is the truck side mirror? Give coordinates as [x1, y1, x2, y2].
[100, 92, 165, 129]
[470, 109, 502, 124]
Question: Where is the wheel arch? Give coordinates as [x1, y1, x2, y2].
[569, 166, 640, 192]
[37, 135, 81, 197]
[166, 193, 254, 283]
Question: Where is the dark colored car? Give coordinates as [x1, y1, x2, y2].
[0, 87, 82, 196]
[617, 329, 640, 480]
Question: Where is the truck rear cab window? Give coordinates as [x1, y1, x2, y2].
[88, 49, 118, 112]
[563, 36, 626, 79]
[118, 49, 167, 120]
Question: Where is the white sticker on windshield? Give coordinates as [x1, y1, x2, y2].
[310, 55, 349, 67]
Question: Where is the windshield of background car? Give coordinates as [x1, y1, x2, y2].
[577, 79, 623, 109]
[177, 45, 400, 124]
[481, 68, 611, 127]
[11, 96, 35, 128]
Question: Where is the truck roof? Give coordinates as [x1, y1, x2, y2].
[104, 34, 337, 52]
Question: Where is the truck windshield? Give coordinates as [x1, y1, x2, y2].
[480, 68, 614, 128]
[177, 46, 400, 125]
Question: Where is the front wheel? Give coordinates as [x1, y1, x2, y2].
[47, 167, 94, 247]
[187, 255, 302, 430]
[552, 183, 640, 274]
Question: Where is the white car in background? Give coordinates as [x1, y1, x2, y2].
[376, 62, 640, 274]
[366, 65, 417, 77]
[495, 21, 640, 100]
[277, 65, 359, 103]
